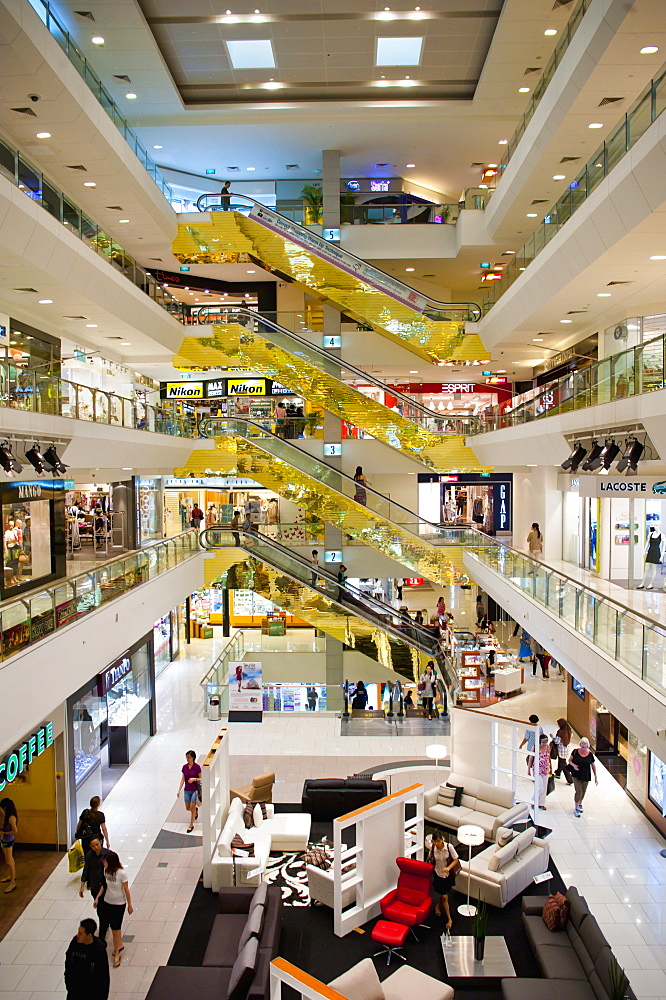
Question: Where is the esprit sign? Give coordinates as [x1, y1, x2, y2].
[0, 723, 53, 791]
[165, 382, 204, 398]
[226, 378, 266, 396]
[440, 383, 474, 393]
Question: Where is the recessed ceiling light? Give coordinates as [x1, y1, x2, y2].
[498, 139, 508, 145]
[376, 36, 423, 65]
[496, 369, 506, 373]
[226, 39, 275, 68]
[519, 266, 526, 271]
[519, 87, 530, 93]
[409, 370, 418, 374]
[533, 338, 544, 342]
[153, 144, 163, 149]
[36, 132, 51, 139]
[85, 323, 98, 328]
[526, 212, 538, 217]
[119, 219, 130, 223]
[120, 342, 131, 346]
[640, 46, 659, 54]
[125, 93, 137, 99]
[246, 166, 256, 171]
[649, 254, 666, 260]
[247, 269, 256, 273]
[83, 181, 96, 187]
[504, 250, 516, 254]
[588, 122, 603, 129]
[91, 35, 104, 44]
[406, 163, 416, 168]
[38, 299, 53, 304]
[597, 292, 611, 297]
[544, 28, 557, 36]
[560, 319, 573, 324]
[487, 163, 498, 168]
[553, 174, 566, 180]
[406, 267, 415, 271]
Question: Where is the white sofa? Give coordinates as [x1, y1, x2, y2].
[455, 826, 550, 908]
[424, 772, 529, 841]
[211, 798, 311, 890]
[330, 957, 454, 1000]
[306, 861, 356, 909]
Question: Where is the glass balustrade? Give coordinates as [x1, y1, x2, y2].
[484, 60, 666, 312]
[468, 535, 666, 701]
[25, 0, 172, 201]
[0, 529, 199, 663]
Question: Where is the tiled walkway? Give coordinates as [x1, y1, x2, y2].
[0, 636, 664, 1000]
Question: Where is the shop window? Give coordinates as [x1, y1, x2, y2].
[648, 751, 666, 815]
[3, 498, 52, 591]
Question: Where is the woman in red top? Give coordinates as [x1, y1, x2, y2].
[177, 750, 201, 833]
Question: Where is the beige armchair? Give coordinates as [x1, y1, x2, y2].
[230, 771, 275, 804]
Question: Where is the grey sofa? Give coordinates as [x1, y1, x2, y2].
[501, 886, 636, 1000]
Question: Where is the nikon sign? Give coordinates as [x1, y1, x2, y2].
[164, 382, 204, 399]
[226, 378, 267, 396]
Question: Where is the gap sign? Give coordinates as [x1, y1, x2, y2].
[0, 722, 53, 791]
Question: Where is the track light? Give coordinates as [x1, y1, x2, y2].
[43, 445, 68, 474]
[616, 439, 644, 475]
[582, 441, 603, 471]
[0, 442, 22, 475]
[593, 440, 620, 473]
[561, 443, 587, 473]
[25, 444, 47, 474]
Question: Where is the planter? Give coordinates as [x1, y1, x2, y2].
[473, 937, 485, 961]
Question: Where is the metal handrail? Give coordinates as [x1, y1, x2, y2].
[195, 192, 482, 323]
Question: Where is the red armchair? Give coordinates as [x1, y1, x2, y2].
[379, 857, 433, 937]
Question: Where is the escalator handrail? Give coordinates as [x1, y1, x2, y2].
[200, 526, 444, 657]
[194, 192, 482, 322]
[192, 306, 483, 435]
[199, 415, 481, 545]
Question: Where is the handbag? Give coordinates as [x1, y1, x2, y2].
[550, 740, 559, 760]
[449, 857, 462, 877]
[547, 775, 555, 795]
[68, 840, 85, 874]
[418, 681, 426, 691]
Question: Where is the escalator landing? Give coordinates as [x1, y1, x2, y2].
[339, 716, 450, 737]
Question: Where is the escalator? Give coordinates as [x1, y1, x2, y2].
[179, 417, 487, 585]
[173, 193, 486, 364]
[174, 308, 487, 472]
[200, 527, 454, 691]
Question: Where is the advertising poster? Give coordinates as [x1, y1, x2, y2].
[229, 660, 263, 719]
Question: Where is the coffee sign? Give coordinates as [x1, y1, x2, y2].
[0, 723, 54, 791]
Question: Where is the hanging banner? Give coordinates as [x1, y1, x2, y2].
[229, 660, 263, 720]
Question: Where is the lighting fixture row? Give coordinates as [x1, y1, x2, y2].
[0, 442, 67, 477]
[561, 438, 645, 476]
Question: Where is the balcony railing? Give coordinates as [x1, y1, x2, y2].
[0, 529, 200, 664]
[483, 59, 666, 312]
[195, 192, 459, 226]
[25, 0, 172, 201]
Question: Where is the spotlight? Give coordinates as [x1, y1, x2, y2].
[582, 441, 603, 471]
[616, 439, 644, 475]
[561, 443, 587, 473]
[25, 444, 47, 474]
[592, 440, 620, 473]
[43, 445, 68, 474]
[0, 442, 22, 475]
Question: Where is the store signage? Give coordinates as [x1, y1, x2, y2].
[440, 383, 474, 393]
[100, 656, 131, 695]
[17, 483, 41, 499]
[229, 660, 262, 715]
[206, 379, 227, 398]
[165, 382, 204, 398]
[370, 180, 390, 192]
[576, 475, 666, 498]
[166, 477, 259, 488]
[270, 382, 294, 396]
[0, 723, 54, 791]
[485, 377, 507, 384]
[497, 482, 510, 531]
[226, 378, 266, 396]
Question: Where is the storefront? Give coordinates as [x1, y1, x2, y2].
[386, 379, 512, 419]
[135, 476, 164, 544]
[66, 634, 156, 829]
[153, 609, 180, 678]
[418, 473, 512, 535]
[159, 375, 311, 429]
[1, 479, 67, 599]
[0, 720, 66, 849]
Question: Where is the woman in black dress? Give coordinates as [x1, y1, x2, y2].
[428, 829, 458, 933]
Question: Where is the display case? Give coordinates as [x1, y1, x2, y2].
[457, 651, 483, 704]
[230, 589, 309, 627]
[104, 642, 154, 767]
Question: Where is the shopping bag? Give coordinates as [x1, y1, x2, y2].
[68, 839, 85, 873]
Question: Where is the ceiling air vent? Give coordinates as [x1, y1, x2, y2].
[114, 75, 131, 83]
[375, 163, 390, 168]
[552, 0, 575, 8]
[422, 274, 435, 277]
[531, 199, 548, 204]
[599, 97, 623, 107]
[105, 336, 125, 341]
[524, 68, 541, 75]
[148, 258, 163, 262]
[64, 315, 88, 320]
[66, 164, 88, 171]
[105, 205, 123, 210]
[11, 107, 37, 117]
[470, 162, 484, 167]
[560, 156, 580, 163]
[286, 164, 299, 170]
[607, 280, 633, 286]
[74, 10, 95, 20]
[227, 166, 240, 171]
[13, 287, 39, 293]
[566, 310, 587, 315]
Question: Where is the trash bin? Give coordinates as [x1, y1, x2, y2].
[207, 695, 221, 721]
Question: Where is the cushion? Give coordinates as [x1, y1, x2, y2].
[231, 833, 255, 857]
[253, 804, 264, 828]
[438, 785, 457, 807]
[542, 895, 565, 933]
[227, 937, 258, 1000]
[229, 797, 244, 818]
[567, 887, 590, 932]
[306, 778, 345, 789]
[345, 779, 382, 789]
[446, 782, 464, 807]
[303, 848, 331, 870]
[578, 914, 610, 957]
[341, 863, 356, 875]
[558, 893, 570, 928]
[538, 944, 587, 981]
[243, 803, 255, 829]
[488, 838, 519, 872]
[203, 914, 250, 968]
[513, 827, 536, 856]
[237, 905, 264, 953]
[500, 979, 598, 1000]
[495, 826, 514, 847]
[254, 802, 268, 819]
[592, 947, 623, 999]
[329, 958, 384, 1000]
[249, 881, 268, 912]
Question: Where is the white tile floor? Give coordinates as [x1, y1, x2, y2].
[0, 627, 664, 1000]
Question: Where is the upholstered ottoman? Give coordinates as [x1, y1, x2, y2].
[268, 812, 311, 851]
[330, 958, 454, 1000]
[371, 919, 409, 965]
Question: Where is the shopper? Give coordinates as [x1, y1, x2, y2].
[231, 510, 241, 546]
[420, 661, 437, 720]
[568, 738, 598, 816]
[394, 578, 403, 601]
[475, 594, 485, 626]
[518, 628, 532, 661]
[311, 549, 319, 586]
[428, 829, 458, 932]
[353, 466, 368, 506]
[536, 734, 552, 810]
[519, 714, 541, 774]
[64, 919, 110, 1000]
[351, 681, 368, 710]
[306, 686, 318, 712]
[93, 852, 133, 967]
[76, 797, 109, 857]
[274, 400, 287, 438]
[177, 750, 201, 833]
[79, 838, 110, 901]
[295, 406, 307, 438]
[484, 646, 496, 680]
[241, 513, 252, 543]
[0, 797, 18, 893]
[436, 596, 447, 618]
[403, 689, 414, 709]
[337, 563, 348, 602]
[527, 522, 543, 558]
[190, 504, 204, 530]
[220, 180, 231, 211]
[553, 718, 573, 783]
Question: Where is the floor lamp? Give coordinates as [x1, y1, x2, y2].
[457, 823, 484, 917]
[425, 743, 447, 786]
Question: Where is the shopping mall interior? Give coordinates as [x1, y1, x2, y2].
[0, 1, 666, 999]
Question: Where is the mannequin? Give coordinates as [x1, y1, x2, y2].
[636, 525, 665, 590]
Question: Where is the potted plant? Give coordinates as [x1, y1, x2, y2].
[470, 898, 487, 961]
[608, 956, 629, 1000]
[300, 184, 323, 225]
[340, 190, 357, 225]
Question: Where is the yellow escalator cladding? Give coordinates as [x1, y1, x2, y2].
[174, 325, 488, 472]
[172, 211, 484, 364]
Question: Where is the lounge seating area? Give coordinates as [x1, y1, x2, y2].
[455, 825, 551, 908]
[424, 773, 529, 841]
[301, 776, 387, 820]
